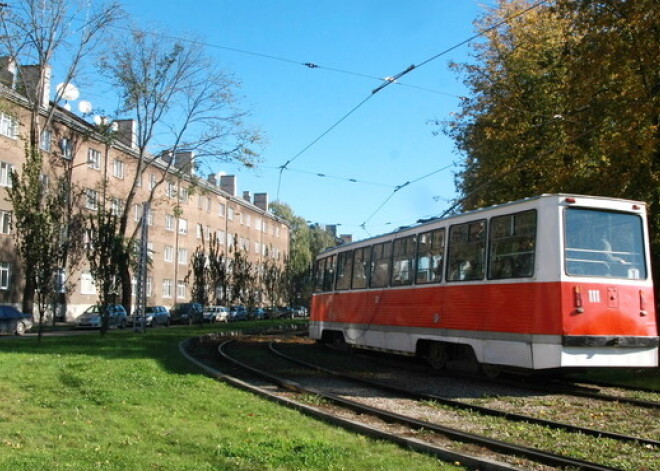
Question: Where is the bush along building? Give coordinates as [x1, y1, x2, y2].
[0, 61, 289, 321]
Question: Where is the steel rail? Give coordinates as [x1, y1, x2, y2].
[270, 342, 659, 448]
[219, 340, 621, 471]
[324, 342, 660, 410]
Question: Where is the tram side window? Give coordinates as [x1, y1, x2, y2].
[335, 251, 354, 290]
[314, 258, 326, 293]
[322, 255, 336, 292]
[370, 241, 392, 288]
[488, 211, 536, 279]
[351, 247, 371, 289]
[564, 208, 646, 279]
[391, 235, 416, 286]
[447, 220, 486, 281]
[416, 228, 445, 284]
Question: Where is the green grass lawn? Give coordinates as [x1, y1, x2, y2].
[0, 322, 459, 470]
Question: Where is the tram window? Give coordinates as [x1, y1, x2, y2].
[322, 255, 336, 291]
[416, 228, 445, 284]
[370, 241, 392, 288]
[488, 211, 536, 279]
[336, 251, 354, 290]
[313, 258, 326, 293]
[447, 220, 486, 281]
[351, 247, 371, 289]
[391, 235, 416, 286]
[564, 208, 646, 279]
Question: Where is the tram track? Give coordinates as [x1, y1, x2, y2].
[318, 341, 660, 411]
[269, 341, 660, 448]
[194, 335, 657, 471]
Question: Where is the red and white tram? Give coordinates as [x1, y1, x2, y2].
[310, 194, 658, 372]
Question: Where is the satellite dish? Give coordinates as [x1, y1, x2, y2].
[93, 115, 102, 125]
[55, 82, 80, 101]
[78, 100, 92, 114]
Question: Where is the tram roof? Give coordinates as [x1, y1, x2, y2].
[317, 193, 646, 256]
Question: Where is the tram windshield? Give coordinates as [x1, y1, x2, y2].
[564, 208, 646, 279]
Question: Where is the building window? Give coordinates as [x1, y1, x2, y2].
[206, 197, 212, 212]
[178, 218, 188, 235]
[0, 210, 11, 234]
[218, 202, 226, 218]
[164, 245, 174, 262]
[40, 129, 52, 151]
[228, 207, 234, 221]
[0, 112, 18, 138]
[88, 149, 101, 170]
[146, 277, 152, 297]
[80, 270, 96, 295]
[0, 161, 15, 187]
[217, 230, 225, 245]
[60, 139, 73, 160]
[110, 198, 122, 216]
[149, 174, 158, 190]
[176, 280, 186, 299]
[162, 279, 172, 298]
[85, 189, 98, 211]
[165, 214, 175, 231]
[166, 181, 176, 198]
[112, 158, 124, 179]
[179, 187, 189, 203]
[196, 223, 203, 239]
[0, 262, 10, 290]
[178, 248, 188, 265]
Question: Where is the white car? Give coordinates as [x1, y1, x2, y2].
[202, 306, 229, 323]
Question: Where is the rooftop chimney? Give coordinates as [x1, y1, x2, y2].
[243, 191, 252, 203]
[220, 175, 237, 196]
[114, 119, 137, 149]
[254, 193, 269, 212]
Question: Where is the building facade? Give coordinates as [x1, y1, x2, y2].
[0, 68, 289, 320]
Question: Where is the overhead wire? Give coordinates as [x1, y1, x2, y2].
[276, 0, 548, 212]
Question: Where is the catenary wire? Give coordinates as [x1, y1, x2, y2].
[275, 0, 547, 202]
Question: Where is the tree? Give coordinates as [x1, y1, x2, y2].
[0, 0, 122, 314]
[187, 244, 209, 307]
[99, 27, 262, 312]
[206, 233, 229, 305]
[229, 245, 254, 307]
[270, 202, 340, 306]
[85, 209, 128, 336]
[442, 0, 659, 287]
[8, 145, 68, 340]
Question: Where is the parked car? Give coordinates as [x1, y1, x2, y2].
[0, 306, 33, 336]
[292, 306, 308, 318]
[277, 306, 297, 319]
[75, 304, 128, 329]
[170, 302, 203, 324]
[128, 305, 170, 327]
[228, 305, 248, 322]
[202, 305, 229, 323]
[248, 308, 266, 320]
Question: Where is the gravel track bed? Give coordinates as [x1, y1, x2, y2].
[274, 339, 660, 443]
[190, 334, 659, 471]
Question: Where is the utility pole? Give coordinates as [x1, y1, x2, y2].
[134, 202, 149, 333]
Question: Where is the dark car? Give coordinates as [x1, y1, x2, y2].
[75, 304, 128, 329]
[170, 302, 203, 324]
[128, 305, 171, 327]
[248, 308, 266, 320]
[0, 306, 33, 336]
[228, 305, 247, 322]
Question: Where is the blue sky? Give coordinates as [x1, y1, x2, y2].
[67, 1, 492, 240]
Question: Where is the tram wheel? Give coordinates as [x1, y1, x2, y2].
[481, 363, 504, 379]
[427, 343, 448, 370]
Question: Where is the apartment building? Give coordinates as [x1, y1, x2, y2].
[0, 66, 289, 320]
